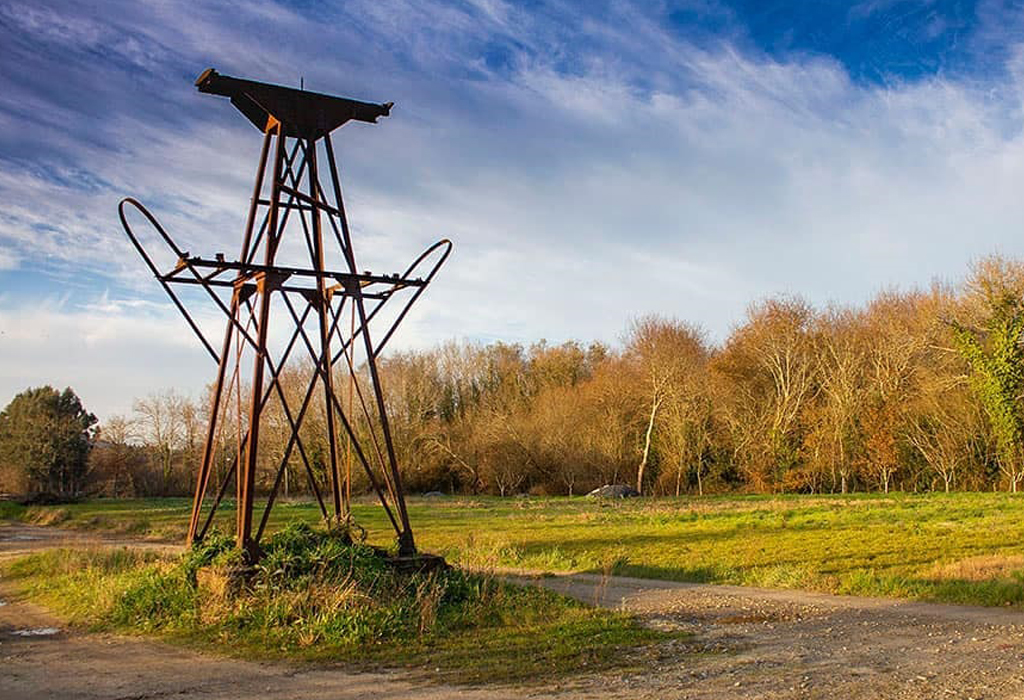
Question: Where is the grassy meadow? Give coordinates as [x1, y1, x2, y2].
[4, 524, 670, 682]
[6, 492, 1024, 607]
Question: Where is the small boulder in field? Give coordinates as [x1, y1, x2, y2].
[587, 484, 640, 499]
[422, 491, 447, 499]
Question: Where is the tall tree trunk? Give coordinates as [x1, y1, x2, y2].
[637, 396, 661, 495]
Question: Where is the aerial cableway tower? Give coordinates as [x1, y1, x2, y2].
[120, 68, 450, 561]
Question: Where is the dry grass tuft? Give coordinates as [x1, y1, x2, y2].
[26, 507, 70, 526]
[415, 574, 446, 634]
[925, 555, 1024, 582]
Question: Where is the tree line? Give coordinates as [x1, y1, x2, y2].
[6, 255, 1024, 499]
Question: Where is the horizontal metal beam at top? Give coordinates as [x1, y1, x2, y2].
[164, 256, 428, 287]
[156, 276, 397, 300]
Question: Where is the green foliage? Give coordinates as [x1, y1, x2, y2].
[0, 500, 26, 519]
[0, 386, 97, 497]
[950, 295, 1024, 488]
[179, 531, 237, 575]
[254, 522, 384, 581]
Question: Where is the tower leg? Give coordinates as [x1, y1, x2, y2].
[188, 129, 274, 546]
[307, 138, 346, 525]
[238, 126, 286, 558]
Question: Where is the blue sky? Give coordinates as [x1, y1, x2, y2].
[2, 0, 1024, 419]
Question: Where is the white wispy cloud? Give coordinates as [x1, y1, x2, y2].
[0, 246, 18, 271]
[2, 0, 1024, 418]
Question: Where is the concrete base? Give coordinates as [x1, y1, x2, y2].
[386, 553, 449, 575]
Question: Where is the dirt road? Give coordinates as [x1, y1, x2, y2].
[3, 522, 1024, 699]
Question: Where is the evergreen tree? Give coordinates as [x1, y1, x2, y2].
[0, 386, 98, 497]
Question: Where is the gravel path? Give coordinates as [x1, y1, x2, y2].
[529, 572, 1024, 698]
[4, 522, 1024, 699]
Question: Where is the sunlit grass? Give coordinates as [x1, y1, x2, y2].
[4, 524, 672, 683]
[8, 492, 1024, 607]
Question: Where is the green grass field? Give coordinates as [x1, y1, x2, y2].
[6, 492, 1024, 607]
[4, 525, 670, 683]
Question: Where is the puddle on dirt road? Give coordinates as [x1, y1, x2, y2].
[11, 628, 60, 636]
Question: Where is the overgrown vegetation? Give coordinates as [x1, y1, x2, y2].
[10, 493, 1024, 608]
[949, 260, 1024, 492]
[3, 522, 669, 683]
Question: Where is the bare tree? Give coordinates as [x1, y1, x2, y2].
[712, 297, 818, 491]
[625, 316, 708, 495]
[133, 390, 186, 494]
[810, 308, 865, 493]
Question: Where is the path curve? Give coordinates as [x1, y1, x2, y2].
[4, 522, 1024, 699]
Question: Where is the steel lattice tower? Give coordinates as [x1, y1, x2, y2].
[120, 69, 450, 560]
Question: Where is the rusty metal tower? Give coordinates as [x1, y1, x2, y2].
[120, 68, 450, 560]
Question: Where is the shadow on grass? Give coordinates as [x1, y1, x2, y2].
[579, 562, 725, 584]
